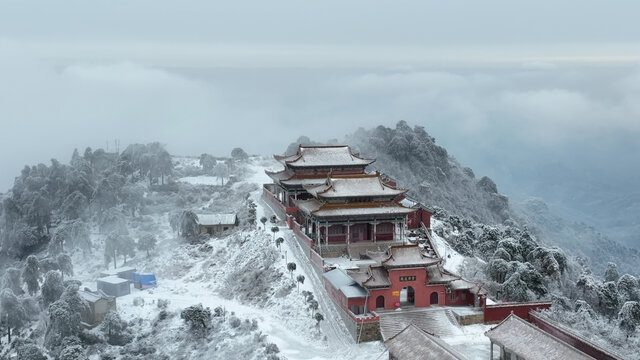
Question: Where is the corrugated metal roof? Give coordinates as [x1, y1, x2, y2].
[485, 314, 595, 360]
[197, 213, 237, 226]
[385, 324, 467, 360]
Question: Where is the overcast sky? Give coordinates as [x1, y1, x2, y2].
[1, 0, 640, 213]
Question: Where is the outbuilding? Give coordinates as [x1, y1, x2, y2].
[79, 289, 116, 328]
[99, 266, 137, 282]
[97, 276, 131, 297]
[133, 273, 157, 289]
[197, 213, 238, 235]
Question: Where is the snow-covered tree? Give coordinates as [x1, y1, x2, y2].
[231, 147, 249, 161]
[618, 301, 640, 334]
[180, 210, 199, 240]
[600, 281, 620, 318]
[137, 234, 157, 258]
[100, 310, 129, 345]
[60, 190, 88, 220]
[1, 267, 24, 295]
[501, 272, 530, 302]
[604, 262, 620, 283]
[260, 216, 267, 230]
[275, 237, 284, 251]
[287, 262, 296, 279]
[57, 253, 74, 281]
[271, 226, 279, 241]
[15, 343, 47, 360]
[58, 345, 87, 360]
[118, 235, 136, 264]
[1, 289, 27, 343]
[617, 274, 640, 303]
[314, 312, 324, 326]
[213, 162, 229, 185]
[199, 153, 216, 173]
[41, 270, 64, 306]
[181, 303, 212, 336]
[45, 285, 87, 349]
[22, 255, 40, 295]
[296, 275, 305, 292]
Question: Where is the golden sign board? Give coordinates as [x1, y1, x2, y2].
[392, 291, 400, 296]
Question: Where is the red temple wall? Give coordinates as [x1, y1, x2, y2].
[484, 302, 552, 324]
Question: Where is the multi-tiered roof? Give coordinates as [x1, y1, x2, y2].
[294, 173, 414, 219]
[267, 145, 375, 188]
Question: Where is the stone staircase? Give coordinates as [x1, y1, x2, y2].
[377, 307, 463, 341]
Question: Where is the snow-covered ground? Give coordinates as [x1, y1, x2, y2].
[72, 157, 385, 360]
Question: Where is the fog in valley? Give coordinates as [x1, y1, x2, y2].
[1, 1, 639, 248]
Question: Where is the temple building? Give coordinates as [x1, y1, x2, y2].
[265, 145, 420, 257]
[294, 173, 416, 251]
[323, 244, 485, 314]
[266, 145, 375, 208]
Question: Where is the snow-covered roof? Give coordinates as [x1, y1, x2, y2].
[304, 173, 407, 199]
[79, 290, 113, 303]
[347, 266, 392, 288]
[197, 213, 237, 226]
[99, 266, 136, 277]
[97, 276, 129, 285]
[276, 145, 375, 168]
[366, 245, 440, 268]
[265, 169, 294, 181]
[385, 324, 467, 360]
[426, 265, 461, 283]
[485, 314, 596, 360]
[323, 269, 368, 298]
[294, 199, 416, 219]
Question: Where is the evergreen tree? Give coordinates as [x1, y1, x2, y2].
[41, 270, 64, 306]
[57, 253, 74, 281]
[0, 289, 27, 344]
[604, 262, 620, 283]
[22, 255, 40, 295]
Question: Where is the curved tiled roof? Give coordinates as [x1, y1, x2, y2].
[305, 173, 407, 199]
[277, 145, 375, 168]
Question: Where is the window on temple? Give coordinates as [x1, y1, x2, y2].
[450, 293, 456, 301]
[461, 293, 467, 300]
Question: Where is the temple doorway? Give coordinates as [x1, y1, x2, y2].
[376, 295, 385, 309]
[430, 292, 439, 306]
[400, 286, 415, 305]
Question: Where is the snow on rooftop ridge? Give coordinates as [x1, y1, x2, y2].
[97, 276, 129, 285]
[305, 173, 407, 199]
[277, 145, 375, 168]
[385, 324, 467, 360]
[196, 213, 237, 226]
[485, 314, 596, 360]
